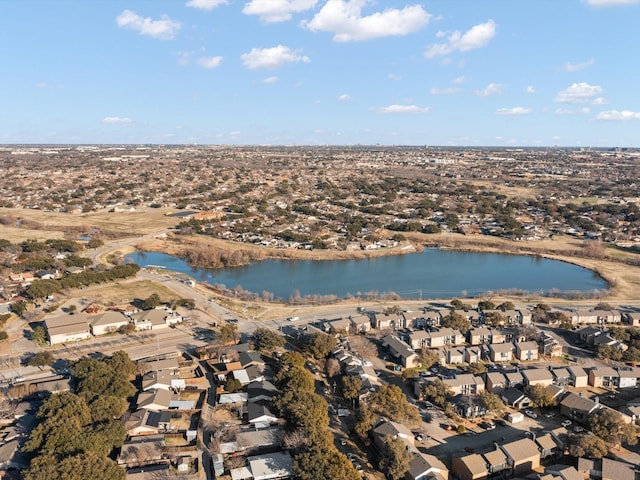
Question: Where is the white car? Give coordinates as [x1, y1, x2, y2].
[525, 410, 538, 419]
[561, 420, 572, 427]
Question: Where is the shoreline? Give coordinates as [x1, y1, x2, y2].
[116, 233, 640, 302]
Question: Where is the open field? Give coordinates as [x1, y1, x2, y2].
[71, 279, 181, 307]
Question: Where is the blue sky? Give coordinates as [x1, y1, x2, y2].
[1, 0, 639, 146]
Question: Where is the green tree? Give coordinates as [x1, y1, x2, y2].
[567, 433, 609, 459]
[354, 404, 376, 440]
[0, 331, 7, 341]
[588, 408, 638, 447]
[27, 351, 55, 368]
[24, 452, 125, 480]
[142, 293, 161, 310]
[275, 366, 315, 393]
[253, 327, 285, 352]
[218, 322, 239, 344]
[483, 311, 505, 327]
[497, 301, 515, 311]
[478, 300, 495, 311]
[379, 435, 412, 480]
[225, 378, 242, 393]
[293, 446, 360, 480]
[524, 384, 556, 408]
[280, 351, 305, 369]
[441, 311, 471, 333]
[304, 333, 337, 360]
[10, 300, 27, 317]
[418, 348, 439, 369]
[477, 390, 506, 416]
[421, 378, 453, 407]
[340, 376, 362, 404]
[369, 384, 420, 424]
[401, 368, 419, 382]
[597, 344, 623, 361]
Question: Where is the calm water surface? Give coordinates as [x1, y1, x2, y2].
[126, 249, 607, 300]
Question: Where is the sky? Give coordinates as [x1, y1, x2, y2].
[1, 0, 639, 147]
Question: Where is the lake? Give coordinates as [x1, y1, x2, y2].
[125, 249, 608, 301]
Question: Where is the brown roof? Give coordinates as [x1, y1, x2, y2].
[501, 438, 540, 463]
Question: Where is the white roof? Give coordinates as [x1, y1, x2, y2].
[248, 452, 293, 480]
[230, 466, 253, 480]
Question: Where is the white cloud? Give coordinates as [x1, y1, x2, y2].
[338, 94, 352, 101]
[241, 45, 310, 69]
[596, 110, 640, 120]
[586, 0, 640, 6]
[262, 76, 279, 84]
[374, 104, 431, 114]
[186, 0, 228, 10]
[177, 51, 193, 65]
[388, 73, 402, 80]
[102, 116, 133, 124]
[592, 97, 609, 105]
[475, 82, 504, 97]
[526, 85, 536, 94]
[495, 107, 531, 115]
[564, 58, 595, 72]
[116, 10, 181, 40]
[243, 0, 317, 23]
[430, 87, 461, 95]
[555, 107, 591, 115]
[35, 82, 63, 89]
[424, 19, 496, 58]
[452, 75, 467, 84]
[555, 82, 603, 103]
[304, 0, 431, 42]
[197, 56, 223, 68]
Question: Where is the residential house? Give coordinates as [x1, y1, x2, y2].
[139, 357, 179, 375]
[125, 410, 172, 437]
[560, 392, 601, 423]
[467, 327, 492, 346]
[617, 367, 640, 388]
[408, 330, 430, 350]
[370, 420, 415, 452]
[382, 335, 420, 368]
[452, 453, 487, 480]
[324, 317, 352, 334]
[624, 312, 640, 327]
[247, 402, 279, 427]
[484, 372, 507, 393]
[568, 366, 589, 388]
[142, 370, 182, 391]
[515, 341, 539, 361]
[501, 437, 541, 476]
[587, 366, 619, 388]
[248, 380, 278, 403]
[442, 347, 465, 366]
[465, 347, 481, 364]
[483, 447, 509, 476]
[44, 315, 91, 345]
[522, 368, 554, 387]
[428, 328, 465, 348]
[578, 326, 605, 346]
[488, 343, 513, 363]
[540, 333, 563, 357]
[443, 374, 484, 396]
[503, 370, 525, 388]
[89, 311, 129, 336]
[373, 313, 405, 330]
[501, 387, 531, 409]
[416, 308, 447, 328]
[118, 434, 166, 468]
[406, 452, 449, 480]
[136, 389, 175, 412]
[551, 368, 572, 387]
[570, 310, 621, 326]
[535, 434, 563, 459]
[246, 451, 293, 480]
[350, 314, 371, 333]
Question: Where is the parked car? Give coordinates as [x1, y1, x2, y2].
[561, 420, 572, 427]
[574, 426, 584, 433]
[525, 409, 538, 419]
[479, 421, 496, 430]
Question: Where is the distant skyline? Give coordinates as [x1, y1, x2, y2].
[1, 0, 639, 146]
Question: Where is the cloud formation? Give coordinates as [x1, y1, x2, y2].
[262, 76, 279, 84]
[241, 45, 310, 69]
[430, 87, 461, 95]
[424, 19, 496, 58]
[495, 107, 531, 115]
[304, 0, 431, 42]
[555, 107, 590, 115]
[186, 0, 228, 10]
[475, 82, 504, 97]
[564, 58, 595, 72]
[197, 56, 223, 68]
[243, 0, 317, 23]
[555, 82, 603, 103]
[102, 116, 133, 124]
[374, 104, 430, 114]
[338, 94, 352, 101]
[116, 10, 181, 40]
[586, 0, 640, 6]
[596, 110, 640, 120]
